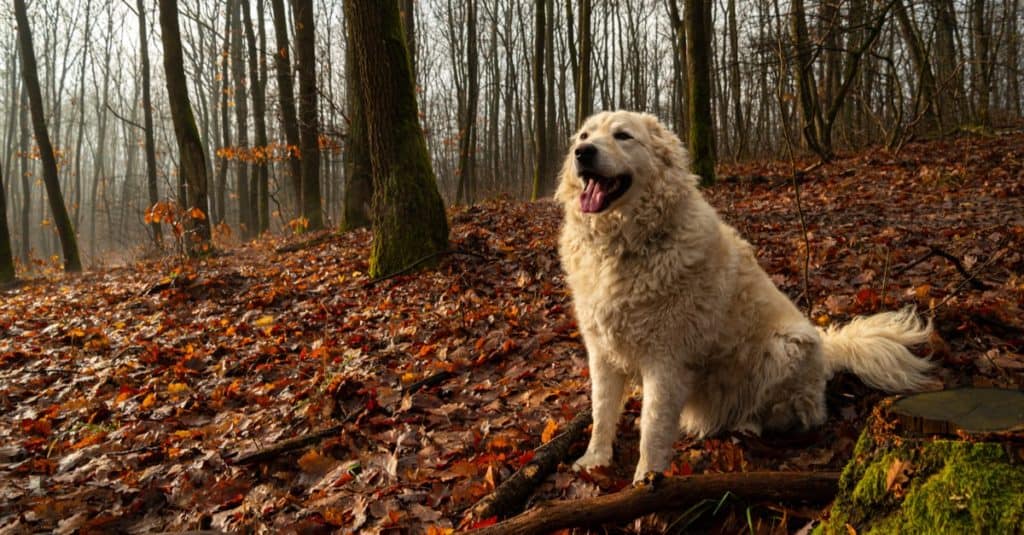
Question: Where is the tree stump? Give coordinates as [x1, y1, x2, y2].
[819, 388, 1024, 534]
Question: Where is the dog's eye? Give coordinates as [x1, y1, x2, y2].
[614, 132, 633, 140]
[579, 132, 589, 140]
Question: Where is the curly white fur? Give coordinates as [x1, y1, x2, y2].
[556, 111, 935, 482]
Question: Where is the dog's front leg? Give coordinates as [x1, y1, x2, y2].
[573, 353, 626, 471]
[633, 366, 689, 482]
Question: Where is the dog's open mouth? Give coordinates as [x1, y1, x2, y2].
[579, 173, 632, 213]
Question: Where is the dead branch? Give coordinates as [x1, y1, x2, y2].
[473, 471, 840, 535]
[228, 405, 363, 464]
[468, 411, 593, 522]
[228, 423, 345, 465]
[404, 370, 456, 395]
[895, 246, 991, 290]
[274, 232, 337, 254]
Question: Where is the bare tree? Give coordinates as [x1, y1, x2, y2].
[137, 0, 162, 246]
[158, 0, 212, 254]
[241, 0, 270, 234]
[0, 168, 14, 282]
[685, 0, 716, 184]
[291, 0, 323, 230]
[14, 0, 82, 272]
[456, 0, 480, 204]
[270, 0, 302, 211]
[530, 0, 549, 199]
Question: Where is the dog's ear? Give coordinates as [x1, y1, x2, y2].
[641, 114, 689, 174]
[554, 139, 581, 205]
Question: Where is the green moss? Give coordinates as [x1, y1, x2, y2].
[823, 430, 1024, 535]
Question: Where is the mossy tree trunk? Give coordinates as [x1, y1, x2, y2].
[684, 0, 716, 186]
[14, 0, 82, 272]
[821, 390, 1024, 534]
[158, 0, 212, 254]
[344, 0, 449, 279]
[292, 0, 324, 231]
[0, 168, 14, 283]
[342, 18, 372, 231]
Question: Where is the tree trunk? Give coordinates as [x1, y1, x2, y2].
[0, 167, 14, 282]
[530, 0, 549, 200]
[242, 0, 270, 234]
[215, 6, 232, 226]
[14, 0, 82, 272]
[456, 0, 480, 205]
[577, 0, 593, 124]
[685, 0, 716, 185]
[893, 0, 938, 132]
[342, 16, 372, 230]
[18, 88, 30, 264]
[157, 0, 212, 254]
[726, 0, 745, 159]
[400, 0, 417, 83]
[789, 0, 826, 157]
[343, 0, 449, 278]
[292, 0, 324, 231]
[666, 0, 687, 144]
[230, 0, 253, 238]
[270, 0, 302, 214]
[137, 0, 162, 246]
[970, 0, 991, 126]
[932, 0, 961, 128]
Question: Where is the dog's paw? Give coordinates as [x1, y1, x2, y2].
[572, 451, 611, 472]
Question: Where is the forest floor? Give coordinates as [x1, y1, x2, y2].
[1, 132, 1023, 534]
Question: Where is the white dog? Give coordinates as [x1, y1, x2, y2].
[555, 111, 934, 482]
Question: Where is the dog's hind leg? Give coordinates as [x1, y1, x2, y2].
[633, 363, 690, 482]
[574, 352, 627, 471]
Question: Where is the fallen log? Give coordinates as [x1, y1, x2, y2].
[468, 411, 592, 523]
[473, 471, 840, 535]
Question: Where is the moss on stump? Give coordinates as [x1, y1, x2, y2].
[819, 389, 1024, 534]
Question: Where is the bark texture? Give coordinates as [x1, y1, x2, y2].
[684, 0, 716, 185]
[344, 0, 449, 278]
[343, 17, 372, 230]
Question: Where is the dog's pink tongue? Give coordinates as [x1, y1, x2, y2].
[579, 180, 606, 213]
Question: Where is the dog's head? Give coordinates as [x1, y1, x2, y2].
[556, 111, 691, 215]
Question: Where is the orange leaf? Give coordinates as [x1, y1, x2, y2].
[541, 418, 559, 444]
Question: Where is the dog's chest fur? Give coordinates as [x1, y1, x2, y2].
[559, 202, 732, 372]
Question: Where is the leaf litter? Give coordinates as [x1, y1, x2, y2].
[1, 133, 1022, 533]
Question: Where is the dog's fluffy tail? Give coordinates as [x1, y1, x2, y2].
[819, 307, 935, 392]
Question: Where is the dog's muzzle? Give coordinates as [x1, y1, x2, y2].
[574, 144, 632, 214]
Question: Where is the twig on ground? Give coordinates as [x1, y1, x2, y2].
[404, 370, 456, 395]
[895, 246, 992, 290]
[228, 409, 359, 464]
[467, 411, 593, 523]
[362, 249, 489, 288]
[274, 232, 336, 254]
[473, 471, 841, 535]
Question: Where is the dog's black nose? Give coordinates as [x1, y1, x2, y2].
[575, 143, 597, 166]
